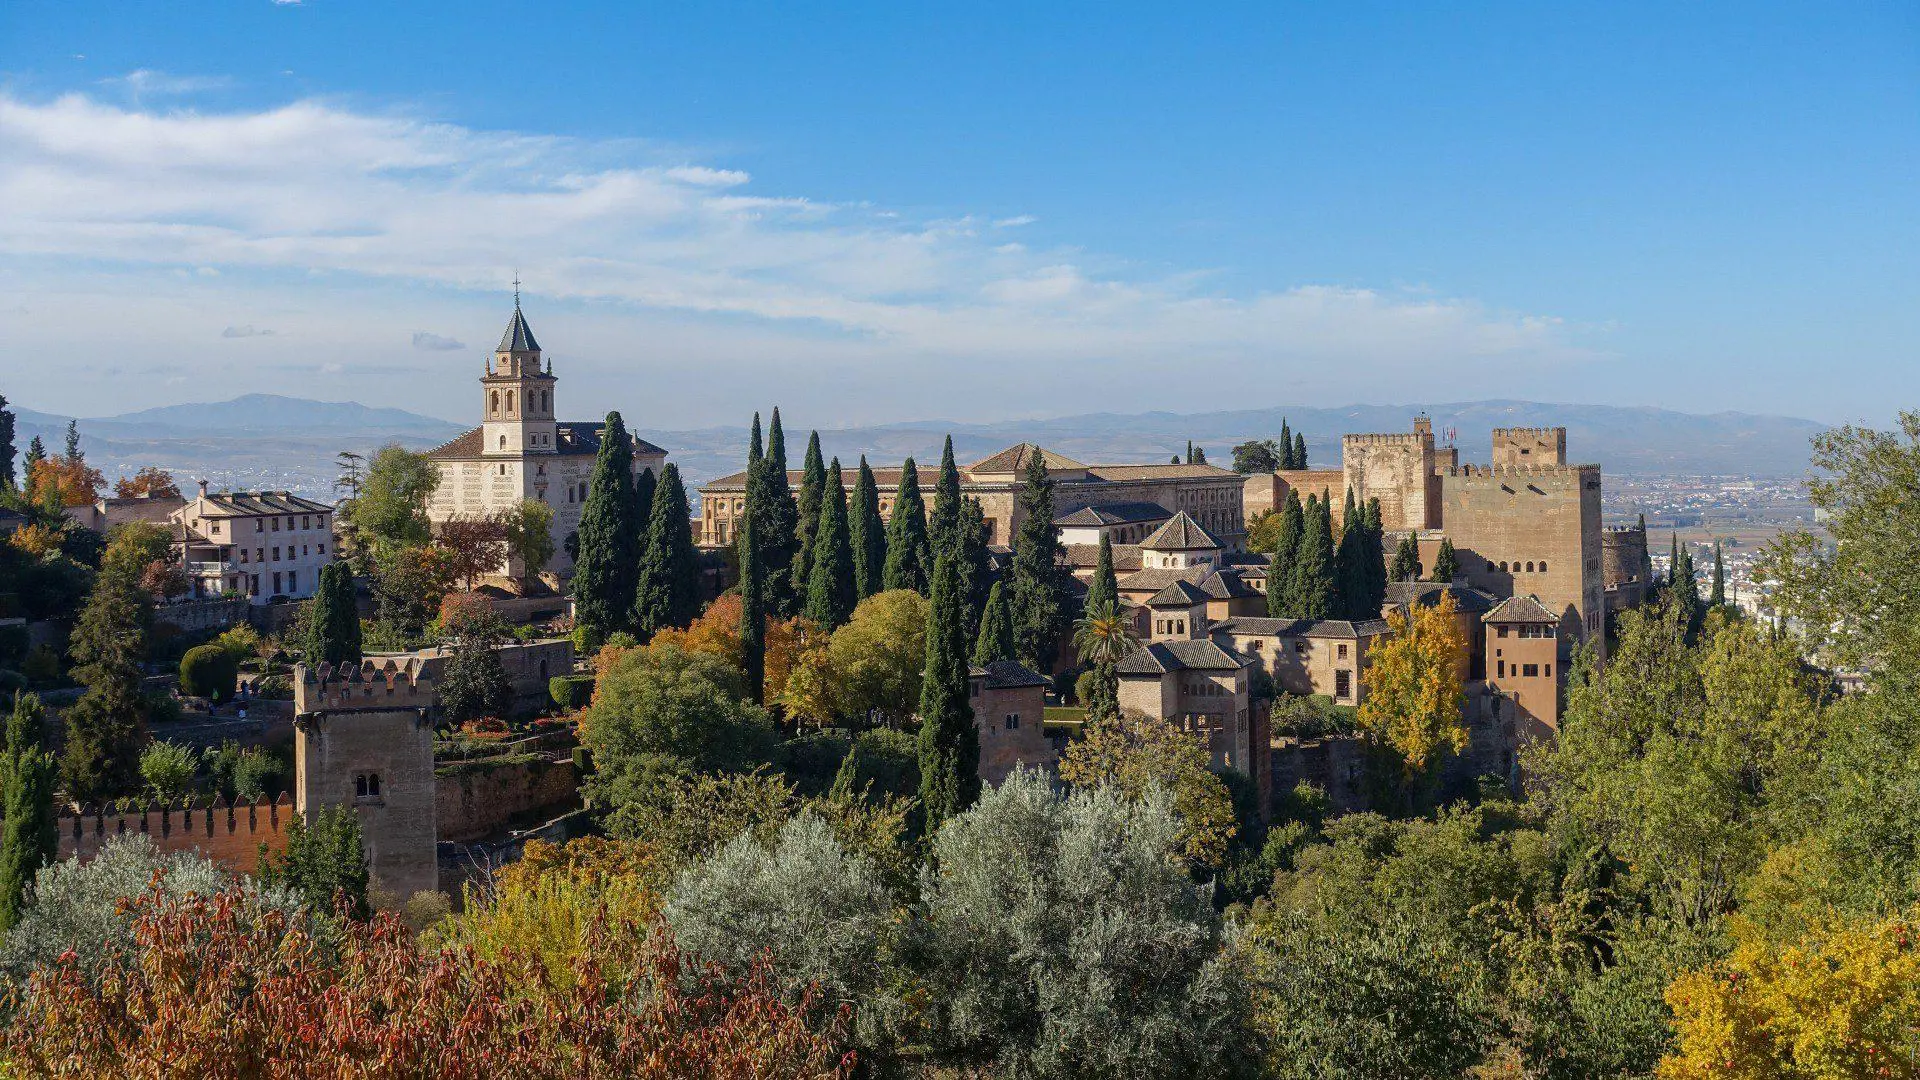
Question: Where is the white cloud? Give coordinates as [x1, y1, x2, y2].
[411, 331, 466, 351]
[106, 70, 233, 100]
[0, 90, 1591, 419]
[222, 325, 275, 338]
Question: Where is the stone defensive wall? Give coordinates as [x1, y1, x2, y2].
[56, 793, 295, 872]
[1489, 426, 1566, 440]
[1442, 463, 1599, 481]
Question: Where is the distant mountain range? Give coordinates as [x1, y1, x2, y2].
[9, 395, 1826, 500]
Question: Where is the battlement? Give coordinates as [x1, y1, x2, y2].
[1343, 433, 1429, 448]
[1604, 523, 1647, 535]
[1444, 463, 1598, 481]
[51, 793, 295, 871]
[1490, 426, 1565, 439]
[295, 657, 438, 714]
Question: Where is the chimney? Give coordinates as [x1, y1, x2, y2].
[197, 478, 209, 497]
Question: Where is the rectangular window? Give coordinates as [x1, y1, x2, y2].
[1335, 670, 1352, 699]
[288, 570, 297, 593]
[1337, 643, 1348, 659]
[211, 521, 222, 535]
[319, 544, 326, 555]
[1497, 625, 1510, 638]
[1523, 663, 1539, 677]
[271, 517, 280, 532]
[239, 549, 249, 564]
[255, 519, 263, 533]
[272, 547, 280, 561]
[1497, 660, 1506, 677]
[272, 572, 282, 594]
[1545, 664, 1552, 678]
[250, 574, 259, 594]
[1004, 714, 1020, 730]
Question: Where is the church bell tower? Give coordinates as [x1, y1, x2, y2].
[481, 288, 559, 457]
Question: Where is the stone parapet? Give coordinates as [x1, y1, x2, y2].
[55, 794, 295, 871]
[295, 658, 437, 715]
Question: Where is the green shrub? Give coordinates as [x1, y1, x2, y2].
[139, 741, 200, 803]
[549, 674, 594, 712]
[252, 674, 293, 700]
[179, 644, 240, 701]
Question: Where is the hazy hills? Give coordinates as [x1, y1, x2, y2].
[10, 396, 1825, 500]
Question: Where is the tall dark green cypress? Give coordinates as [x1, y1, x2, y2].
[955, 496, 993, 633]
[0, 692, 56, 934]
[304, 563, 362, 665]
[790, 432, 826, 604]
[1087, 533, 1118, 613]
[0, 394, 15, 492]
[1294, 432, 1308, 470]
[571, 411, 641, 637]
[1291, 493, 1338, 621]
[929, 435, 964, 555]
[739, 496, 766, 704]
[804, 459, 857, 630]
[1709, 541, 1727, 609]
[850, 456, 886, 600]
[883, 457, 931, 594]
[972, 581, 1014, 667]
[1359, 496, 1388, 618]
[1278, 418, 1294, 470]
[1390, 533, 1421, 582]
[632, 463, 701, 638]
[739, 413, 771, 611]
[1008, 449, 1066, 672]
[759, 408, 799, 615]
[1668, 532, 1680, 592]
[1267, 489, 1305, 617]
[917, 547, 980, 834]
[632, 465, 658, 570]
[1431, 537, 1459, 583]
[1334, 488, 1366, 619]
[1673, 542, 1703, 640]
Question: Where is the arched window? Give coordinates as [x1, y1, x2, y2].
[541, 390, 550, 412]
[1525, 561, 1534, 573]
[1499, 561, 1508, 572]
[505, 390, 516, 414]
[1538, 561, 1547, 572]
[499, 435, 507, 450]
[354, 772, 382, 799]
[490, 390, 500, 415]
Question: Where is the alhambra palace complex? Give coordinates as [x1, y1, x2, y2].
[80, 299, 1652, 897]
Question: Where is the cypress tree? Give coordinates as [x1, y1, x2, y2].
[0, 394, 14, 491]
[632, 465, 657, 569]
[1430, 537, 1459, 583]
[850, 456, 887, 600]
[739, 413, 772, 612]
[929, 435, 964, 555]
[1185, 440, 1194, 465]
[1335, 488, 1367, 619]
[1709, 541, 1727, 609]
[1668, 532, 1680, 591]
[1191, 445, 1207, 465]
[955, 496, 993, 633]
[571, 411, 641, 638]
[1278, 418, 1294, 470]
[63, 420, 81, 464]
[883, 457, 932, 594]
[632, 463, 702, 638]
[917, 548, 980, 834]
[1294, 432, 1308, 470]
[1673, 542, 1703, 640]
[789, 431, 826, 603]
[739, 497, 766, 704]
[759, 408, 799, 614]
[0, 693, 57, 934]
[303, 563, 362, 665]
[1087, 533, 1118, 613]
[1266, 489, 1306, 617]
[1390, 533, 1421, 582]
[972, 581, 1014, 667]
[1360, 497, 1388, 617]
[1291, 493, 1338, 620]
[804, 459, 857, 630]
[22, 437, 45, 500]
[1009, 449, 1067, 672]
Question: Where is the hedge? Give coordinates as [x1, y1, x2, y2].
[549, 675, 594, 712]
[179, 644, 240, 702]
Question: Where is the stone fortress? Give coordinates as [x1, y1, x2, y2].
[425, 294, 668, 579]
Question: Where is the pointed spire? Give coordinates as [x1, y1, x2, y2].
[498, 285, 541, 353]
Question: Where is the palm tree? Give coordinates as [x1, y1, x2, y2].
[1074, 601, 1138, 724]
[1074, 601, 1139, 666]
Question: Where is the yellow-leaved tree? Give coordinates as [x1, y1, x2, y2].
[1356, 592, 1468, 779]
[1058, 710, 1239, 870]
[1660, 906, 1920, 1080]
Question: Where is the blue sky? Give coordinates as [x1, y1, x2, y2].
[1, 1, 1914, 427]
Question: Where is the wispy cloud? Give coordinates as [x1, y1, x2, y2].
[411, 331, 465, 351]
[221, 324, 275, 338]
[104, 70, 232, 101]
[0, 90, 1588, 405]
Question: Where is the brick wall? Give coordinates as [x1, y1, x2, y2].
[56, 794, 295, 872]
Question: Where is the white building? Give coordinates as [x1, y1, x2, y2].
[424, 298, 667, 578]
[172, 483, 337, 604]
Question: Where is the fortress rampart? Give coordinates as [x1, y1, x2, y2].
[296, 658, 438, 715]
[56, 794, 295, 871]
